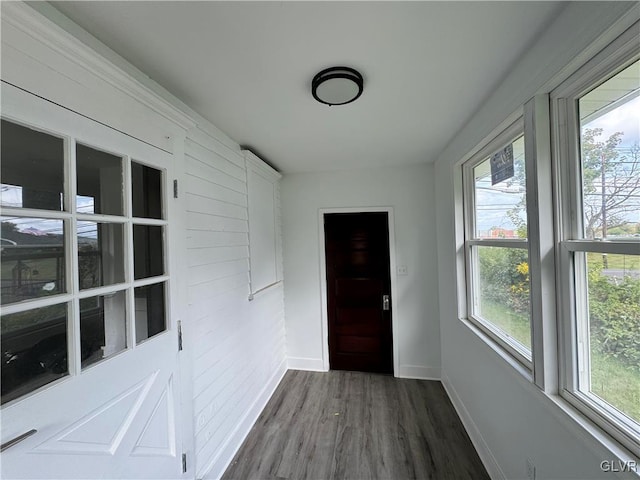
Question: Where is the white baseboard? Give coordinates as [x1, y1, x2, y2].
[287, 356, 326, 372]
[397, 365, 441, 380]
[199, 359, 288, 480]
[287, 360, 440, 379]
[441, 372, 505, 480]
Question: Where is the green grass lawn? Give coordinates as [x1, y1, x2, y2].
[586, 252, 639, 271]
[1, 303, 67, 334]
[482, 298, 640, 424]
[1, 257, 60, 282]
[591, 351, 640, 424]
[480, 299, 531, 349]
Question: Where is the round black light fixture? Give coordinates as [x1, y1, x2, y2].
[312, 66, 363, 106]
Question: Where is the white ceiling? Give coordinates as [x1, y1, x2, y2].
[52, 1, 564, 173]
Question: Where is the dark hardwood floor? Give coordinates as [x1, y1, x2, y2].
[222, 370, 489, 480]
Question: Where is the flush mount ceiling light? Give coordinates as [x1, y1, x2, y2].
[312, 66, 363, 106]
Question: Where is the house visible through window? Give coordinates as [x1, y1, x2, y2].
[464, 128, 532, 366]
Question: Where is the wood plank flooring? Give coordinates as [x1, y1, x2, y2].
[222, 370, 489, 480]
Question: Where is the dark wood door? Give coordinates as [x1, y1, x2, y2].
[324, 212, 393, 374]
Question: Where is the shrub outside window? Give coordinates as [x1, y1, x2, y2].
[463, 124, 533, 368]
[555, 52, 640, 455]
[458, 21, 639, 460]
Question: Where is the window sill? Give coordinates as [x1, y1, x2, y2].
[459, 316, 639, 476]
[541, 393, 640, 477]
[460, 316, 533, 382]
[248, 280, 282, 301]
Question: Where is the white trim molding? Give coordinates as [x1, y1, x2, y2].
[397, 365, 441, 381]
[244, 149, 282, 299]
[286, 357, 326, 372]
[199, 359, 288, 480]
[242, 150, 281, 182]
[441, 373, 506, 480]
[2, 2, 196, 131]
[317, 206, 400, 376]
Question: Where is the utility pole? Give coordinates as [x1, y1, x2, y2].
[601, 152, 608, 268]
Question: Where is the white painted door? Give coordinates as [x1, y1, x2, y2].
[1, 83, 186, 479]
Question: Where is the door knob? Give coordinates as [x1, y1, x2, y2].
[383, 295, 390, 311]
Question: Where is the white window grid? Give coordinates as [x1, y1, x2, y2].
[551, 25, 640, 456]
[0, 116, 171, 388]
[462, 118, 534, 370]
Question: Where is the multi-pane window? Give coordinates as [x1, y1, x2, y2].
[464, 125, 532, 367]
[0, 119, 168, 405]
[457, 22, 639, 459]
[556, 56, 640, 453]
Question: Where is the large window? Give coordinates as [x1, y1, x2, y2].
[463, 123, 532, 367]
[555, 53, 640, 454]
[1, 119, 168, 405]
[456, 19, 640, 463]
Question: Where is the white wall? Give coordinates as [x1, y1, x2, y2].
[9, 1, 639, 479]
[4, 4, 288, 480]
[183, 129, 286, 479]
[282, 164, 440, 379]
[435, 2, 639, 479]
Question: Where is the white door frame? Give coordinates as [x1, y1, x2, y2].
[318, 206, 399, 376]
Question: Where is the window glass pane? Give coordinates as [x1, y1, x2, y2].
[473, 136, 527, 239]
[76, 144, 124, 216]
[78, 222, 125, 289]
[133, 225, 164, 280]
[1, 217, 65, 305]
[80, 291, 127, 369]
[583, 253, 640, 424]
[474, 245, 531, 351]
[1, 120, 65, 211]
[579, 60, 640, 240]
[1, 303, 68, 405]
[135, 282, 166, 343]
[131, 162, 162, 219]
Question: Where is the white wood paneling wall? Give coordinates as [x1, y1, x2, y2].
[184, 129, 286, 479]
[1, 4, 287, 479]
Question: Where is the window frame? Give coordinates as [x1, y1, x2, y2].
[0, 115, 172, 407]
[462, 118, 534, 370]
[551, 25, 640, 456]
[455, 18, 639, 462]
